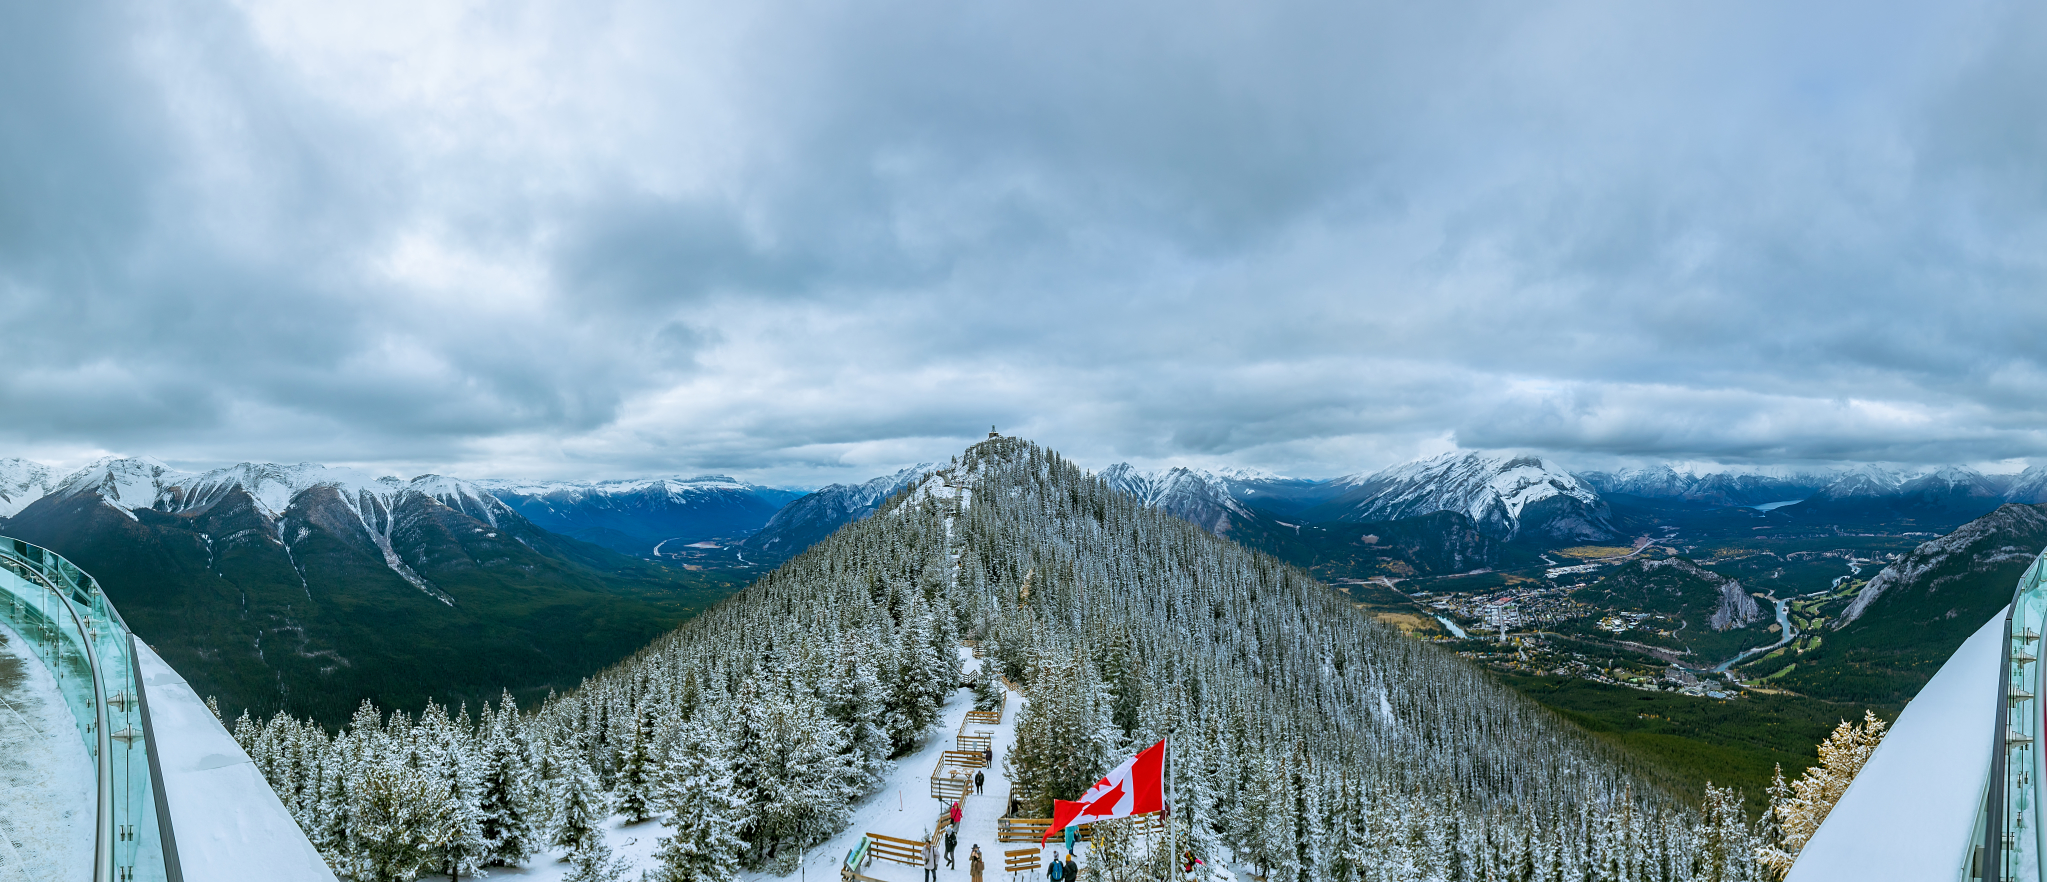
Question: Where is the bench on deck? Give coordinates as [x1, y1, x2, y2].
[1004, 848, 1041, 879]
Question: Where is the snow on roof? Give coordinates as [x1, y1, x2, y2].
[1786, 608, 2004, 882]
[136, 643, 336, 882]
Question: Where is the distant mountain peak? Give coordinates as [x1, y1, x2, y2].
[1315, 450, 1615, 542]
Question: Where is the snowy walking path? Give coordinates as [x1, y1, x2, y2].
[0, 620, 93, 882]
[468, 648, 1031, 882]
[747, 649, 1031, 882]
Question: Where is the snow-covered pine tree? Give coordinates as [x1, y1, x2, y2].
[649, 721, 748, 882]
[614, 701, 657, 823]
[1755, 710, 1888, 878]
[347, 751, 449, 882]
[729, 668, 855, 871]
[551, 753, 608, 856]
[822, 634, 895, 795]
[476, 694, 542, 867]
[420, 703, 488, 881]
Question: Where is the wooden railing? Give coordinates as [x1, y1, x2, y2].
[865, 832, 931, 867]
[994, 812, 1162, 843]
[942, 749, 988, 769]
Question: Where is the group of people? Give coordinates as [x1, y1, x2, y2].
[924, 836, 982, 882]
[1043, 849, 1079, 882]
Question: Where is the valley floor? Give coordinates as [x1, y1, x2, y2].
[0, 621, 93, 882]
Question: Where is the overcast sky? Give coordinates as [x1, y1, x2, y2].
[4, 0, 2045, 486]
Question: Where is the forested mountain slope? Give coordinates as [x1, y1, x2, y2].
[3, 459, 739, 724]
[1770, 503, 2047, 703]
[238, 437, 1761, 882]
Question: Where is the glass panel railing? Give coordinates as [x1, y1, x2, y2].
[1989, 551, 2047, 882]
[0, 537, 171, 882]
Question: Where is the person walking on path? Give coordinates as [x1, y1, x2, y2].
[1063, 824, 1076, 854]
[945, 829, 958, 869]
[974, 770, 985, 795]
[1048, 852, 1065, 882]
[924, 842, 938, 882]
[969, 846, 984, 882]
[1063, 852, 1077, 882]
[951, 800, 964, 828]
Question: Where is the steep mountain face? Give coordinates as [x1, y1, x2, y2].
[4, 458, 731, 724]
[1095, 463, 1509, 578]
[1310, 451, 1617, 542]
[1575, 556, 1763, 632]
[0, 457, 56, 518]
[737, 464, 933, 562]
[1097, 464, 1260, 535]
[1839, 503, 2047, 626]
[477, 476, 803, 555]
[1204, 469, 1351, 515]
[2006, 466, 2047, 505]
[1577, 467, 1833, 507]
[1775, 504, 2047, 703]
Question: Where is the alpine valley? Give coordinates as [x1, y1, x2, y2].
[8, 447, 2046, 808]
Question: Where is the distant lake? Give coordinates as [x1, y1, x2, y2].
[1750, 499, 1804, 511]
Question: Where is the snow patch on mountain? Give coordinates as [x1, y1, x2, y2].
[2008, 466, 2047, 505]
[476, 474, 767, 500]
[50, 456, 190, 520]
[1327, 452, 1615, 541]
[0, 458, 57, 518]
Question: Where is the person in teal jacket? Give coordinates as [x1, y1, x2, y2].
[1064, 824, 1077, 853]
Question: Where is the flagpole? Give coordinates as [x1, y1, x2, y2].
[1167, 731, 1175, 882]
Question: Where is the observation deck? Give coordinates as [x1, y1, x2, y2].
[1789, 547, 2047, 882]
[0, 536, 333, 882]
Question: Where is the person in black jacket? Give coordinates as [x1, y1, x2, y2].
[1064, 853, 1078, 882]
[945, 829, 958, 869]
[973, 770, 985, 794]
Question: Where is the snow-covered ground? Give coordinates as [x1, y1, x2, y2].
[461, 648, 1033, 882]
[0, 620, 93, 882]
[137, 641, 336, 881]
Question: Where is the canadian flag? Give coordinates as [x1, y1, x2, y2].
[1043, 740, 1165, 843]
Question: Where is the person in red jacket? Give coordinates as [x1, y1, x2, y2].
[950, 799, 963, 828]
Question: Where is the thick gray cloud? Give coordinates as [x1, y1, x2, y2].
[2, 0, 2043, 484]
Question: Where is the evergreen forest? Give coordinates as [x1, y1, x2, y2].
[231, 438, 1770, 882]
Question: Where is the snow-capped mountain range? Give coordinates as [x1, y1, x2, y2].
[1306, 452, 1617, 542]
[9, 451, 2047, 568]
[1097, 463, 1263, 535]
[477, 475, 803, 555]
[1576, 465, 1838, 506]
